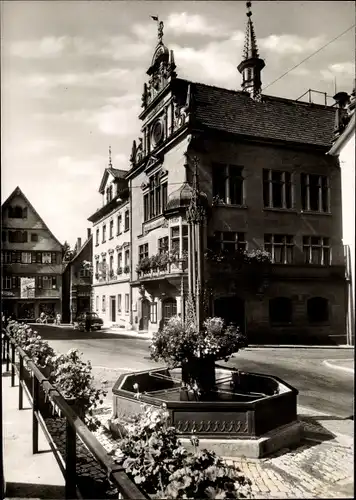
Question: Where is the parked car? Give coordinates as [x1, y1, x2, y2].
[73, 312, 103, 331]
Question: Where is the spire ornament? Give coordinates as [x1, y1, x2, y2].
[108, 145, 112, 168]
[151, 15, 164, 43]
[237, 1, 265, 101]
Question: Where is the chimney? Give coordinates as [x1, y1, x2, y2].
[333, 91, 350, 137]
[77, 237, 82, 252]
[87, 228, 91, 239]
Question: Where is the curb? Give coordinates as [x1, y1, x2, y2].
[248, 344, 354, 349]
[102, 329, 152, 340]
[323, 359, 354, 374]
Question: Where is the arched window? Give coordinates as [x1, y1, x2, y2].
[307, 297, 329, 323]
[269, 297, 293, 324]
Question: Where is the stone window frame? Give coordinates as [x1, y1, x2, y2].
[212, 163, 245, 206]
[117, 294, 122, 314]
[264, 234, 294, 264]
[214, 231, 247, 253]
[150, 303, 157, 323]
[263, 169, 293, 210]
[302, 236, 330, 266]
[143, 172, 168, 222]
[124, 293, 130, 314]
[301, 173, 330, 213]
[139, 243, 149, 261]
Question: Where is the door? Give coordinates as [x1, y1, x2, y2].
[110, 296, 116, 322]
[141, 299, 150, 330]
[162, 298, 177, 325]
[214, 296, 245, 334]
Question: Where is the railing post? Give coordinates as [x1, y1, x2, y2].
[6, 337, 10, 372]
[19, 355, 24, 410]
[11, 343, 16, 387]
[65, 418, 77, 499]
[32, 375, 39, 454]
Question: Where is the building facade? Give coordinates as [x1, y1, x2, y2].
[328, 88, 355, 345]
[62, 231, 93, 323]
[1, 186, 63, 321]
[88, 164, 132, 328]
[124, 8, 347, 343]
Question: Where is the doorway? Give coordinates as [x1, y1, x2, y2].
[162, 297, 177, 325]
[214, 296, 245, 334]
[141, 299, 150, 330]
[110, 296, 116, 322]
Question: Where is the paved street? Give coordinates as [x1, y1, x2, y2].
[34, 324, 354, 418]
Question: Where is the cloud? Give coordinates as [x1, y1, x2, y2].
[167, 12, 228, 38]
[10, 36, 69, 58]
[259, 34, 325, 55]
[320, 61, 355, 80]
[24, 67, 135, 91]
[171, 31, 244, 87]
[36, 93, 141, 137]
[25, 139, 58, 154]
[72, 35, 151, 61]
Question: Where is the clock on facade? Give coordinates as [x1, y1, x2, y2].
[151, 119, 164, 147]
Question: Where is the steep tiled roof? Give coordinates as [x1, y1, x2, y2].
[187, 81, 336, 148]
[108, 167, 127, 179]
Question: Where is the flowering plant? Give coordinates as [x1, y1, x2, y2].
[110, 403, 252, 499]
[51, 348, 107, 430]
[150, 316, 244, 368]
[136, 257, 151, 273]
[22, 335, 56, 369]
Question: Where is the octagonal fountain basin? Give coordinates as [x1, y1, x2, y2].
[112, 365, 301, 457]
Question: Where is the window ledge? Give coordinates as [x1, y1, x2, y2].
[124, 229, 129, 233]
[95, 243, 99, 247]
[264, 207, 297, 213]
[117, 232, 122, 236]
[213, 204, 247, 209]
[109, 237, 114, 240]
[301, 211, 331, 216]
[102, 241, 106, 244]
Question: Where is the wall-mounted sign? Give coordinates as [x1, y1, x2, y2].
[143, 217, 168, 235]
[20, 277, 35, 299]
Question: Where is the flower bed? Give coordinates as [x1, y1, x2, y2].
[5, 320, 106, 430]
[105, 404, 253, 499]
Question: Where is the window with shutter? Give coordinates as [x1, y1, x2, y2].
[52, 276, 57, 289]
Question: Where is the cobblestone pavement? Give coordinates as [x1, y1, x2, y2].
[93, 409, 354, 499]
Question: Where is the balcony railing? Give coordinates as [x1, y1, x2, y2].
[137, 259, 187, 280]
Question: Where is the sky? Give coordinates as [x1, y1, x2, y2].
[1, 0, 355, 247]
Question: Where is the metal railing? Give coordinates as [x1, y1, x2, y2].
[2, 329, 148, 500]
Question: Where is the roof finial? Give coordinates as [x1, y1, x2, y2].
[151, 15, 164, 43]
[108, 145, 112, 168]
[246, 1, 252, 17]
[243, 2, 259, 60]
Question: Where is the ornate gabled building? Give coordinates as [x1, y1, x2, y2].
[1, 186, 64, 321]
[110, 3, 346, 344]
[87, 151, 132, 328]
